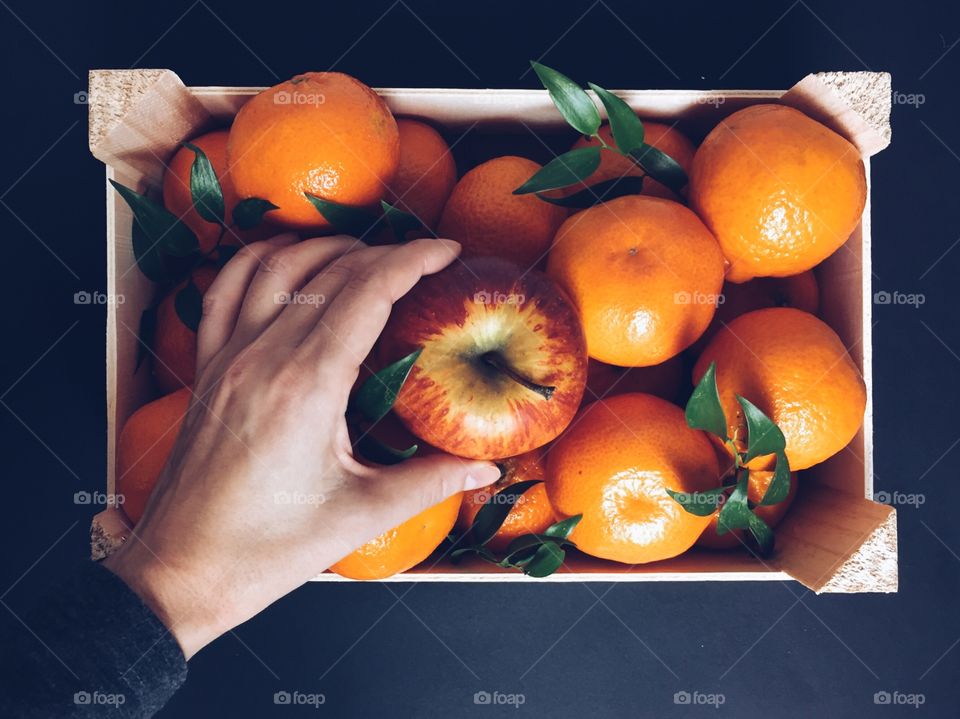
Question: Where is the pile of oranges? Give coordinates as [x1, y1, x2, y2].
[117, 70, 868, 579]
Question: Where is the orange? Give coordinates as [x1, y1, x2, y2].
[582, 356, 683, 404]
[566, 121, 695, 199]
[697, 470, 798, 550]
[116, 387, 191, 525]
[385, 119, 457, 231]
[437, 156, 567, 267]
[545, 393, 719, 564]
[330, 493, 461, 580]
[547, 195, 725, 366]
[691, 270, 819, 354]
[693, 307, 866, 471]
[456, 448, 556, 552]
[162, 129, 274, 253]
[153, 264, 219, 394]
[228, 72, 399, 230]
[689, 104, 866, 283]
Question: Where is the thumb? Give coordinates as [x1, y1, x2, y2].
[370, 452, 501, 525]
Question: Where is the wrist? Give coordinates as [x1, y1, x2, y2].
[103, 542, 225, 660]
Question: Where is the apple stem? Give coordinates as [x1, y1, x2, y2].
[480, 352, 555, 400]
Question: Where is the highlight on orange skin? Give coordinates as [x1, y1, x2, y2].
[545, 393, 719, 565]
[227, 72, 400, 230]
[547, 195, 725, 367]
[456, 448, 556, 552]
[378, 257, 588, 460]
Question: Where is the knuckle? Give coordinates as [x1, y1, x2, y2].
[235, 244, 267, 263]
[201, 290, 224, 319]
[343, 267, 378, 296]
[261, 249, 293, 276]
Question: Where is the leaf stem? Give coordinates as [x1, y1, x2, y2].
[480, 352, 555, 400]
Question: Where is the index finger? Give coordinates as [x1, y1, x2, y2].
[297, 238, 461, 375]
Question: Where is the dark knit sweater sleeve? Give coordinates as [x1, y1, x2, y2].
[0, 560, 187, 718]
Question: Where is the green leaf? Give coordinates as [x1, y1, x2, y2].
[449, 545, 498, 563]
[135, 305, 157, 373]
[498, 534, 571, 569]
[354, 434, 418, 466]
[111, 180, 199, 279]
[746, 513, 775, 557]
[588, 84, 645, 154]
[736, 395, 786, 464]
[174, 278, 203, 332]
[305, 194, 379, 237]
[716, 474, 753, 536]
[470, 479, 542, 547]
[666, 486, 727, 516]
[524, 542, 566, 577]
[513, 146, 601, 195]
[758, 452, 792, 506]
[543, 514, 582, 540]
[535, 175, 645, 208]
[530, 61, 600, 136]
[215, 244, 240, 268]
[629, 144, 688, 196]
[232, 197, 278, 230]
[686, 362, 728, 440]
[352, 349, 422, 423]
[380, 200, 426, 241]
[183, 142, 224, 225]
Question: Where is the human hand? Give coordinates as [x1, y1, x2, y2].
[103, 234, 501, 659]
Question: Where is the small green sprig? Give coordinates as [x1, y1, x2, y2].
[348, 349, 423, 465]
[111, 140, 276, 367]
[305, 195, 431, 244]
[515, 62, 688, 205]
[450, 480, 583, 578]
[670, 361, 792, 557]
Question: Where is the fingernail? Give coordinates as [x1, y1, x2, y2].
[433, 238, 461, 255]
[464, 462, 501, 490]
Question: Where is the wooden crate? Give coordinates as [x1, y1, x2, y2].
[87, 69, 895, 593]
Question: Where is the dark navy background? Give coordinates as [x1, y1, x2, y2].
[0, 0, 957, 715]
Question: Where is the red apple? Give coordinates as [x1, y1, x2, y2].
[377, 256, 588, 459]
